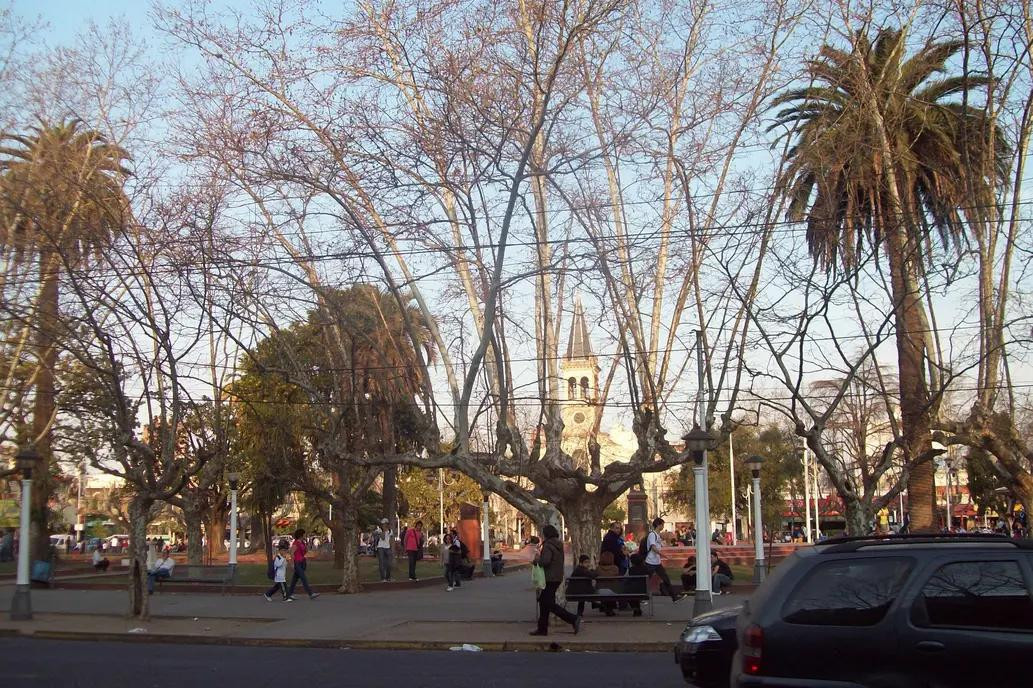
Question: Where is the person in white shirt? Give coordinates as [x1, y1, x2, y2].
[147, 554, 176, 594]
[264, 541, 292, 602]
[92, 547, 110, 572]
[645, 517, 684, 602]
[374, 518, 393, 581]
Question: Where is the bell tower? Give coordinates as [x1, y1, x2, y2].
[561, 296, 599, 465]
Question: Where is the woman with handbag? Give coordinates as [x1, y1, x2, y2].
[530, 524, 581, 636]
[404, 520, 424, 581]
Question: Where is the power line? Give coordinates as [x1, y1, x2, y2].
[4, 196, 1031, 287]
[0, 319, 1018, 374]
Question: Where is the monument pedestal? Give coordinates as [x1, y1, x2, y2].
[626, 489, 649, 541]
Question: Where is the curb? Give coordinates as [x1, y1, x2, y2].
[21, 629, 670, 653]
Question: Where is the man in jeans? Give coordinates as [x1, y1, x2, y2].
[711, 554, 734, 595]
[374, 518, 393, 582]
[147, 552, 176, 594]
[645, 517, 685, 602]
[404, 520, 424, 581]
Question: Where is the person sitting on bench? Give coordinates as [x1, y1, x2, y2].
[92, 548, 110, 572]
[147, 553, 176, 594]
[568, 555, 597, 616]
[595, 550, 621, 616]
[490, 550, 504, 575]
[626, 553, 648, 616]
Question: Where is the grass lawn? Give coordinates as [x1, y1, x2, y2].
[232, 557, 449, 586]
[67, 557, 455, 587]
[0, 561, 14, 575]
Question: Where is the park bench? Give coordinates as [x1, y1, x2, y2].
[563, 575, 653, 617]
[155, 564, 236, 594]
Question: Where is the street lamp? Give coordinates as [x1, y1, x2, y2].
[227, 472, 240, 578]
[747, 455, 766, 584]
[481, 492, 493, 577]
[683, 423, 714, 616]
[11, 445, 39, 620]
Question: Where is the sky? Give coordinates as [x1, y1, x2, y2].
[12, 0, 1033, 463]
[16, 0, 152, 42]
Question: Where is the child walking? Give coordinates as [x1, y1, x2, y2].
[264, 540, 292, 602]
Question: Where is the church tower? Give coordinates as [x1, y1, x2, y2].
[561, 296, 600, 465]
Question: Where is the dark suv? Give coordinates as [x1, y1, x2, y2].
[731, 535, 1033, 688]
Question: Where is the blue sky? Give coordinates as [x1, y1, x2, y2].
[16, 0, 153, 43]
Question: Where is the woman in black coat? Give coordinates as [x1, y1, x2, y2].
[530, 524, 581, 636]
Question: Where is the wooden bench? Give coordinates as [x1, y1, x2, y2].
[563, 575, 653, 617]
[155, 565, 236, 594]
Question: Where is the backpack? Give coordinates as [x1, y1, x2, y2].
[266, 559, 276, 580]
[459, 540, 470, 559]
[638, 535, 650, 559]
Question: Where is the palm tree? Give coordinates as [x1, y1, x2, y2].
[768, 28, 1010, 531]
[0, 119, 131, 554]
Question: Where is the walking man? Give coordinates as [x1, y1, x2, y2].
[645, 517, 685, 602]
[375, 518, 393, 582]
[405, 520, 424, 581]
[530, 524, 581, 636]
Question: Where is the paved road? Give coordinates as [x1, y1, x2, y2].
[0, 637, 682, 688]
[0, 566, 740, 646]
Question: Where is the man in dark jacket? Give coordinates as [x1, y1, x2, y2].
[530, 524, 581, 636]
[600, 522, 628, 575]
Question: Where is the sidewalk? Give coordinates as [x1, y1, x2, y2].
[0, 565, 743, 652]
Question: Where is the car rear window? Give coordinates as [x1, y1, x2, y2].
[913, 560, 1033, 632]
[782, 557, 913, 626]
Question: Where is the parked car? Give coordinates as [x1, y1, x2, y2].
[49, 533, 75, 551]
[675, 604, 741, 687]
[731, 534, 1033, 688]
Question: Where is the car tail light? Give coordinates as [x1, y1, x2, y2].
[742, 624, 763, 675]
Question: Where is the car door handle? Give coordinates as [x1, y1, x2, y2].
[916, 641, 945, 653]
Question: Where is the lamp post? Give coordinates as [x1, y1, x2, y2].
[11, 445, 39, 620]
[799, 438, 812, 543]
[481, 493, 493, 576]
[683, 424, 714, 616]
[227, 472, 239, 578]
[747, 455, 766, 584]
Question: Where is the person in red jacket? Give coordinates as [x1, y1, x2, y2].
[404, 520, 424, 581]
[287, 528, 319, 600]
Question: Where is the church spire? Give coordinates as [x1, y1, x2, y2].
[565, 295, 594, 360]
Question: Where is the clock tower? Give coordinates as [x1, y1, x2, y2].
[561, 296, 599, 467]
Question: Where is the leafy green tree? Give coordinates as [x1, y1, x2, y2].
[769, 27, 1010, 531]
[600, 502, 626, 531]
[666, 425, 800, 538]
[396, 466, 482, 534]
[230, 285, 432, 591]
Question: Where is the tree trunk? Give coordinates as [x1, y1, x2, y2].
[259, 509, 274, 569]
[330, 518, 347, 570]
[30, 259, 60, 560]
[842, 499, 871, 537]
[559, 497, 604, 568]
[382, 466, 398, 524]
[337, 512, 362, 594]
[246, 511, 264, 555]
[182, 502, 204, 567]
[202, 514, 221, 564]
[886, 226, 936, 532]
[127, 496, 152, 620]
